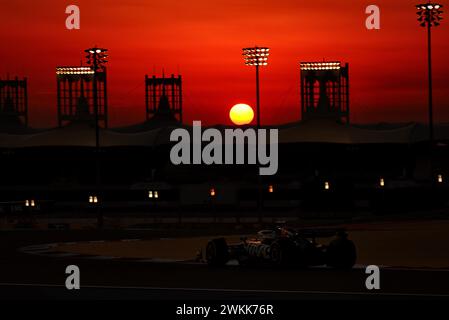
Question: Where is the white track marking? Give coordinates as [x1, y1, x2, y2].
[0, 283, 448, 298]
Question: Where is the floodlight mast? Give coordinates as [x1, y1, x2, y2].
[242, 46, 270, 129]
[415, 2, 443, 144]
[84, 46, 108, 228]
[242, 46, 270, 217]
[84, 47, 108, 149]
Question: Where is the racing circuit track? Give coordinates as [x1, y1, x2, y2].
[1, 228, 449, 300]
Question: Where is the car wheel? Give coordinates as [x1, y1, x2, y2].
[270, 240, 294, 266]
[206, 238, 229, 267]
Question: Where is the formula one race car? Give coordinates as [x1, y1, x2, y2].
[205, 227, 356, 269]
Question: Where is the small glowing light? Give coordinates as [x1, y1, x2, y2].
[25, 200, 30, 207]
[324, 181, 330, 190]
[379, 178, 385, 187]
[437, 174, 443, 183]
[210, 188, 216, 197]
[148, 190, 159, 199]
[268, 185, 274, 193]
[93, 196, 98, 203]
[30, 200, 35, 207]
[89, 195, 98, 204]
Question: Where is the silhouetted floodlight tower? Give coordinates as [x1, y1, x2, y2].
[416, 2, 443, 144]
[0, 76, 28, 127]
[145, 74, 183, 123]
[242, 46, 269, 128]
[299, 61, 350, 124]
[85, 46, 108, 228]
[56, 67, 107, 127]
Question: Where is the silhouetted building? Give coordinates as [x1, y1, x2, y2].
[0, 76, 28, 128]
[300, 61, 349, 124]
[145, 74, 182, 123]
[56, 67, 108, 127]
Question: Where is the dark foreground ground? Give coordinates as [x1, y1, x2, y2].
[1, 228, 449, 300]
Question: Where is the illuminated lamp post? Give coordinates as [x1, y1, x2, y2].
[242, 46, 270, 219]
[415, 3, 443, 145]
[85, 47, 108, 228]
[242, 46, 269, 129]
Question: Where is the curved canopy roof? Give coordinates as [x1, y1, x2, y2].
[0, 122, 177, 148]
[278, 119, 417, 144]
[0, 119, 448, 149]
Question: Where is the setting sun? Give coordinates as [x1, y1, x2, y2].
[229, 103, 254, 126]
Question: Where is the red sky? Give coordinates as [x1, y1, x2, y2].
[1, 0, 448, 128]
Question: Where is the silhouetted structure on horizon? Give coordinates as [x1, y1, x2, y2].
[300, 61, 349, 124]
[0, 76, 28, 128]
[145, 74, 182, 123]
[56, 66, 108, 128]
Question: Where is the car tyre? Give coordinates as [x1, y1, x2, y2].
[270, 240, 294, 266]
[206, 238, 229, 267]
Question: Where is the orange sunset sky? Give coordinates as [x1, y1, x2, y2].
[0, 0, 448, 128]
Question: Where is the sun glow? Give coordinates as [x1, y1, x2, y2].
[229, 103, 254, 126]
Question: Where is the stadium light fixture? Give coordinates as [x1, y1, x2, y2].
[299, 62, 341, 71]
[84, 47, 108, 72]
[56, 67, 95, 75]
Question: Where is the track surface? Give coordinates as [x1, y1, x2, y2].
[1, 230, 449, 300]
